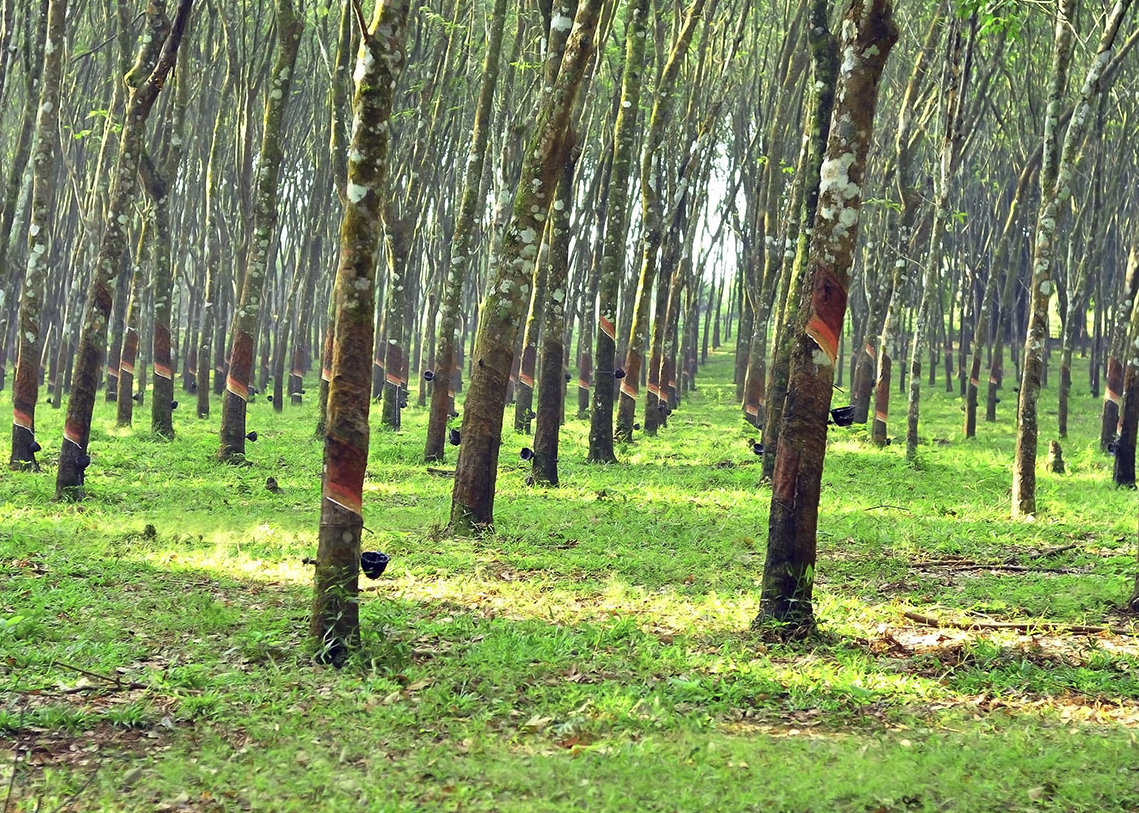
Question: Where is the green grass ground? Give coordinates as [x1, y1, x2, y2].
[3, 349, 1139, 812]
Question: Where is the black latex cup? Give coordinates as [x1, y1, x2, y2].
[361, 551, 390, 579]
[830, 405, 856, 427]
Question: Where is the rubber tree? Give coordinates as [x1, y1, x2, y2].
[449, 0, 600, 532]
[615, 0, 709, 443]
[55, 0, 193, 499]
[9, 0, 66, 470]
[754, 0, 896, 635]
[587, 0, 649, 464]
[422, 0, 508, 460]
[1012, 0, 1129, 517]
[531, 140, 580, 485]
[310, 0, 410, 666]
[217, 0, 303, 462]
[761, 0, 838, 479]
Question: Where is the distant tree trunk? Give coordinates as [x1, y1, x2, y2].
[755, 0, 896, 635]
[10, 0, 66, 471]
[424, 0, 507, 462]
[1101, 244, 1139, 450]
[450, 0, 599, 531]
[588, 0, 648, 463]
[617, 0, 708, 443]
[55, 0, 192, 499]
[532, 143, 579, 485]
[116, 231, 147, 426]
[906, 12, 969, 464]
[514, 252, 547, 435]
[218, 0, 302, 462]
[149, 60, 188, 437]
[310, 0, 409, 666]
[380, 212, 412, 430]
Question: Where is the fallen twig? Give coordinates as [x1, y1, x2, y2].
[863, 504, 912, 513]
[902, 611, 1135, 636]
[1006, 543, 1078, 564]
[56, 662, 148, 691]
[912, 560, 1080, 574]
[426, 468, 455, 478]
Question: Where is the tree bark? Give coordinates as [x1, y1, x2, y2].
[9, 0, 66, 471]
[1013, 0, 1127, 516]
[588, 0, 648, 463]
[311, 0, 409, 666]
[755, 0, 896, 634]
[218, 0, 303, 462]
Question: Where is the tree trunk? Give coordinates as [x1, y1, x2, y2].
[9, 0, 66, 471]
[588, 0, 648, 463]
[310, 0, 409, 666]
[218, 0, 303, 462]
[532, 143, 579, 485]
[450, 0, 599, 531]
[1013, 0, 1126, 516]
[755, 0, 896, 634]
[424, 0, 507, 462]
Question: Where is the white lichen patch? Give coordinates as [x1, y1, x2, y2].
[551, 13, 573, 31]
[347, 182, 369, 203]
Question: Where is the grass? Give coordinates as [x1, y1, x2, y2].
[3, 348, 1139, 812]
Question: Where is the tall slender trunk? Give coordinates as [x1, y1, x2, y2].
[1013, 0, 1127, 516]
[588, 0, 648, 463]
[311, 0, 410, 666]
[218, 0, 303, 462]
[9, 0, 66, 470]
[424, 0, 507, 462]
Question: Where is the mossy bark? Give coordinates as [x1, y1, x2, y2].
[1013, 0, 1126, 516]
[10, 0, 66, 471]
[532, 145, 578, 485]
[424, 0, 508, 463]
[588, 0, 648, 464]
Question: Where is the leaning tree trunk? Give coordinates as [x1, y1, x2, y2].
[218, 0, 303, 462]
[760, 0, 838, 480]
[450, 0, 599, 532]
[755, 0, 896, 635]
[10, 0, 67, 471]
[310, 0, 409, 666]
[55, 0, 192, 499]
[1013, 0, 1126, 517]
